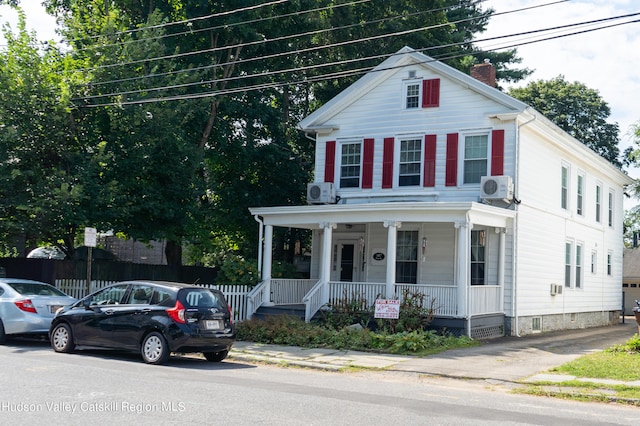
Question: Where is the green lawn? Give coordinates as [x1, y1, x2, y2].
[519, 334, 640, 404]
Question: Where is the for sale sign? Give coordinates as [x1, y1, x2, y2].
[374, 299, 400, 319]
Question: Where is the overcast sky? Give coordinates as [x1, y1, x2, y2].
[1, 1, 639, 205]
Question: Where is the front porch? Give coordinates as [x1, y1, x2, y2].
[248, 201, 516, 338]
[247, 278, 505, 338]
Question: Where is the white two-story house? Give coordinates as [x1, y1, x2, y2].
[248, 47, 632, 338]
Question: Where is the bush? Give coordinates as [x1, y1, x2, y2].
[607, 333, 640, 354]
[235, 315, 478, 355]
[216, 254, 260, 287]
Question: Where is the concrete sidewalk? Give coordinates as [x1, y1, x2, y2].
[229, 319, 639, 387]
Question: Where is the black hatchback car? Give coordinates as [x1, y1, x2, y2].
[49, 281, 235, 364]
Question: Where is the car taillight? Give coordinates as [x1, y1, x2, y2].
[166, 300, 186, 324]
[227, 304, 233, 324]
[15, 299, 37, 314]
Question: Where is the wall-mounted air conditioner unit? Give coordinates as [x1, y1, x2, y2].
[307, 182, 337, 204]
[550, 283, 563, 296]
[480, 175, 514, 201]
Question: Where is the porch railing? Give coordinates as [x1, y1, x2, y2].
[470, 285, 502, 315]
[271, 279, 317, 305]
[247, 280, 269, 320]
[395, 284, 458, 316]
[302, 280, 324, 322]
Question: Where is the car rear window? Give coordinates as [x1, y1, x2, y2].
[180, 289, 226, 310]
[8, 282, 67, 297]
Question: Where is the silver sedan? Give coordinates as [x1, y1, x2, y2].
[0, 278, 76, 343]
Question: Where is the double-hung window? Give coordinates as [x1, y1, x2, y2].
[404, 82, 421, 109]
[339, 141, 361, 188]
[595, 184, 602, 223]
[575, 243, 583, 288]
[399, 138, 422, 186]
[396, 230, 418, 284]
[608, 190, 614, 227]
[576, 173, 584, 216]
[463, 134, 488, 184]
[561, 164, 569, 210]
[565, 242, 572, 288]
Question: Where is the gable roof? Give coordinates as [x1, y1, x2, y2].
[298, 46, 529, 131]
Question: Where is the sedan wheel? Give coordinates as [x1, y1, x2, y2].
[203, 350, 229, 362]
[141, 332, 170, 365]
[50, 323, 75, 353]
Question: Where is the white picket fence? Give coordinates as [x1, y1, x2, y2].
[54, 279, 250, 323]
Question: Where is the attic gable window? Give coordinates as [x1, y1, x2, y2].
[404, 82, 420, 109]
[403, 78, 440, 109]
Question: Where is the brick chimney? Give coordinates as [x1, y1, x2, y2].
[470, 59, 496, 87]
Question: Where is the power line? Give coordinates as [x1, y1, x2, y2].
[74, 1, 475, 73]
[72, 0, 376, 54]
[79, 15, 639, 107]
[77, 4, 631, 103]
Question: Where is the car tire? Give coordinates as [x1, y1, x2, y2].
[141, 332, 170, 365]
[50, 323, 75, 353]
[0, 319, 6, 345]
[203, 350, 229, 362]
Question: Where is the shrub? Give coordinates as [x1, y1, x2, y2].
[607, 333, 640, 354]
[216, 254, 260, 287]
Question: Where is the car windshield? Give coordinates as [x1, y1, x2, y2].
[8, 282, 68, 297]
[180, 289, 226, 310]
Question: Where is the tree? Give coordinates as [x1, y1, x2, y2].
[508, 76, 621, 167]
[11, 0, 532, 265]
[0, 10, 104, 257]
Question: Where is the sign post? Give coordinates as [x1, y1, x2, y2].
[84, 227, 97, 295]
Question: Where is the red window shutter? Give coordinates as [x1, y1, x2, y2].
[362, 138, 374, 189]
[445, 133, 458, 187]
[324, 141, 336, 183]
[423, 134, 437, 187]
[382, 137, 394, 189]
[491, 129, 505, 176]
[422, 78, 440, 108]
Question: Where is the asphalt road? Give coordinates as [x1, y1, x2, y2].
[1, 337, 638, 426]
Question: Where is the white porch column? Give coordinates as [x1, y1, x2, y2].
[384, 221, 401, 299]
[497, 228, 506, 312]
[455, 220, 470, 317]
[497, 228, 506, 287]
[262, 225, 273, 305]
[320, 222, 336, 303]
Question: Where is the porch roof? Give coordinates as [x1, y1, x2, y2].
[249, 201, 515, 230]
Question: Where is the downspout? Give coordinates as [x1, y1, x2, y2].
[254, 215, 264, 277]
[513, 109, 537, 337]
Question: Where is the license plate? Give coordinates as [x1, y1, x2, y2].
[203, 320, 223, 330]
[50, 305, 63, 314]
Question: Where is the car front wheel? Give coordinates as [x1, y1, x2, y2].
[141, 332, 170, 365]
[203, 350, 229, 362]
[50, 323, 75, 353]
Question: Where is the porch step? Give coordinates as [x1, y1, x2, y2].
[253, 304, 306, 321]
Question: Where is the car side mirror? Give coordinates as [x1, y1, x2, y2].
[83, 298, 92, 310]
